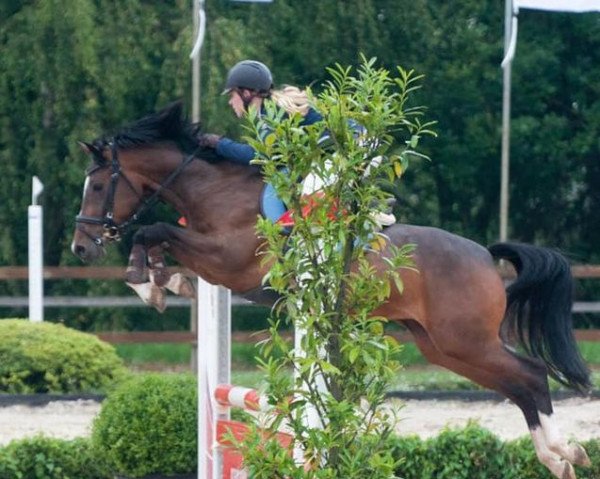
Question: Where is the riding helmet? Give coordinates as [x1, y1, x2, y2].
[223, 60, 273, 93]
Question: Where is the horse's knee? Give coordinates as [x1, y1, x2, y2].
[142, 223, 175, 247]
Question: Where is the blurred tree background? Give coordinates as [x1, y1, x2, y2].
[1, 0, 599, 330]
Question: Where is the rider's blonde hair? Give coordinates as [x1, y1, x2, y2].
[269, 85, 310, 116]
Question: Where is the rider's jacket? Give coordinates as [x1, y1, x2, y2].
[214, 108, 324, 165]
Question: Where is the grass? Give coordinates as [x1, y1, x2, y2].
[114, 343, 192, 366]
[114, 341, 600, 391]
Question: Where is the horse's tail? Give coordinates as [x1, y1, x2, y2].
[488, 242, 591, 394]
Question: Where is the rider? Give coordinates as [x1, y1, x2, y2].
[198, 59, 395, 227]
[197, 60, 323, 164]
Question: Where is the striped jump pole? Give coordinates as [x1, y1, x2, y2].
[213, 384, 293, 479]
[214, 384, 270, 412]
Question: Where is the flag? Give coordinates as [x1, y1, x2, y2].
[503, 0, 600, 67]
[515, 0, 600, 12]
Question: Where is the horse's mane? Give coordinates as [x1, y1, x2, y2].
[95, 101, 221, 162]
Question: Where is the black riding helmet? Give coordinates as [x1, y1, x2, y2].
[223, 60, 273, 94]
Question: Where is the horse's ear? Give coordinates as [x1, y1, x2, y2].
[158, 100, 186, 138]
[78, 141, 106, 164]
[162, 100, 184, 122]
[78, 141, 94, 154]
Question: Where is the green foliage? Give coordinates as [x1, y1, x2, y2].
[390, 424, 600, 479]
[3, 0, 600, 331]
[0, 319, 126, 394]
[230, 58, 433, 478]
[0, 436, 111, 479]
[91, 373, 197, 477]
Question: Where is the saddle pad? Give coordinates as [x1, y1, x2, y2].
[260, 183, 287, 223]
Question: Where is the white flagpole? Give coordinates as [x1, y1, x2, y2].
[500, 0, 513, 241]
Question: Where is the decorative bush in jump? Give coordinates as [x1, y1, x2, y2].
[0, 319, 127, 394]
[91, 373, 197, 478]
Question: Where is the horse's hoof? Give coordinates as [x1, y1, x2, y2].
[126, 281, 167, 313]
[165, 273, 196, 299]
[570, 443, 591, 467]
[149, 294, 167, 313]
[560, 461, 576, 479]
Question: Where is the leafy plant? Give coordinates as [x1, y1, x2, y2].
[91, 373, 197, 478]
[0, 319, 127, 393]
[231, 57, 434, 477]
[0, 436, 110, 479]
[388, 424, 600, 479]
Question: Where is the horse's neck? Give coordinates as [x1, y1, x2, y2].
[128, 147, 263, 235]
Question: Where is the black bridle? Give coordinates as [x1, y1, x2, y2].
[75, 140, 199, 244]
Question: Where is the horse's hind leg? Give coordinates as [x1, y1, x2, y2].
[402, 320, 585, 479]
[539, 410, 591, 468]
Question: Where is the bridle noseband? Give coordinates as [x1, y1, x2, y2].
[75, 139, 199, 244]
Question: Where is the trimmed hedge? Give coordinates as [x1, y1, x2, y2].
[0, 422, 597, 478]
[0, 436, 110, 479]
[390, 422, 600, 479]
[92, 373, 197, 478]
[0, 319, 127, 394]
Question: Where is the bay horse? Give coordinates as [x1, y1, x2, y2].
[71, 101, 592, 479]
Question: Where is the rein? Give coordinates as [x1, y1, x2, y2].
[75, 140, 200, 243]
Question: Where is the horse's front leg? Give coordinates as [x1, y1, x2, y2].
[147, 242, 195, 299]
[125, 236, 167, 312]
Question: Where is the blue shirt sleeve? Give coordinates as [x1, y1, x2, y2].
[215, 138, 257, 165]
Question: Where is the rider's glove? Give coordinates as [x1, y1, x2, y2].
[197, 133, 222, 149]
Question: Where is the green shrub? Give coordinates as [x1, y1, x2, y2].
[390, 423, 600, 479]
[92, 373, 197, 478]
[0, 436, 111, 479]
[0, 319, 127, 393]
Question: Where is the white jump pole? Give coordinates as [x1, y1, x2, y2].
[198, 283, 231, 479]
[28, 176, 44, 322]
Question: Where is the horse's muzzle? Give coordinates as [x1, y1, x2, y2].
[71, 234, 106, 263]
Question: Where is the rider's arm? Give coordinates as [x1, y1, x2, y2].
[215, 138, 256, 165]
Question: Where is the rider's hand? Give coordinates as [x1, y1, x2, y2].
[197, 133, 221, 149]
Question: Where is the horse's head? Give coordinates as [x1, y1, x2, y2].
[71, 101, 220, 263]
[71, 140, 145, 262]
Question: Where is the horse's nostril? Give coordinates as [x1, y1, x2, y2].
[74, 244, 86, 257]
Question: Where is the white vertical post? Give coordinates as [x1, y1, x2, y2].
[198, 281, 231, 479]
[28, 176, 44, 322]
[197, 281, 214, 479]
[500, 0, 513, 242]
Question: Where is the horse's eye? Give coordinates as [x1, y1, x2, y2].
[92, 183, 104, 192]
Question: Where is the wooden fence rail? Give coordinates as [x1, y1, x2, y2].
[95, 329, 600, 345]
[2, 266, 600, 311]
[1, 265, 600, 280]
[1, 266, 599, 344]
